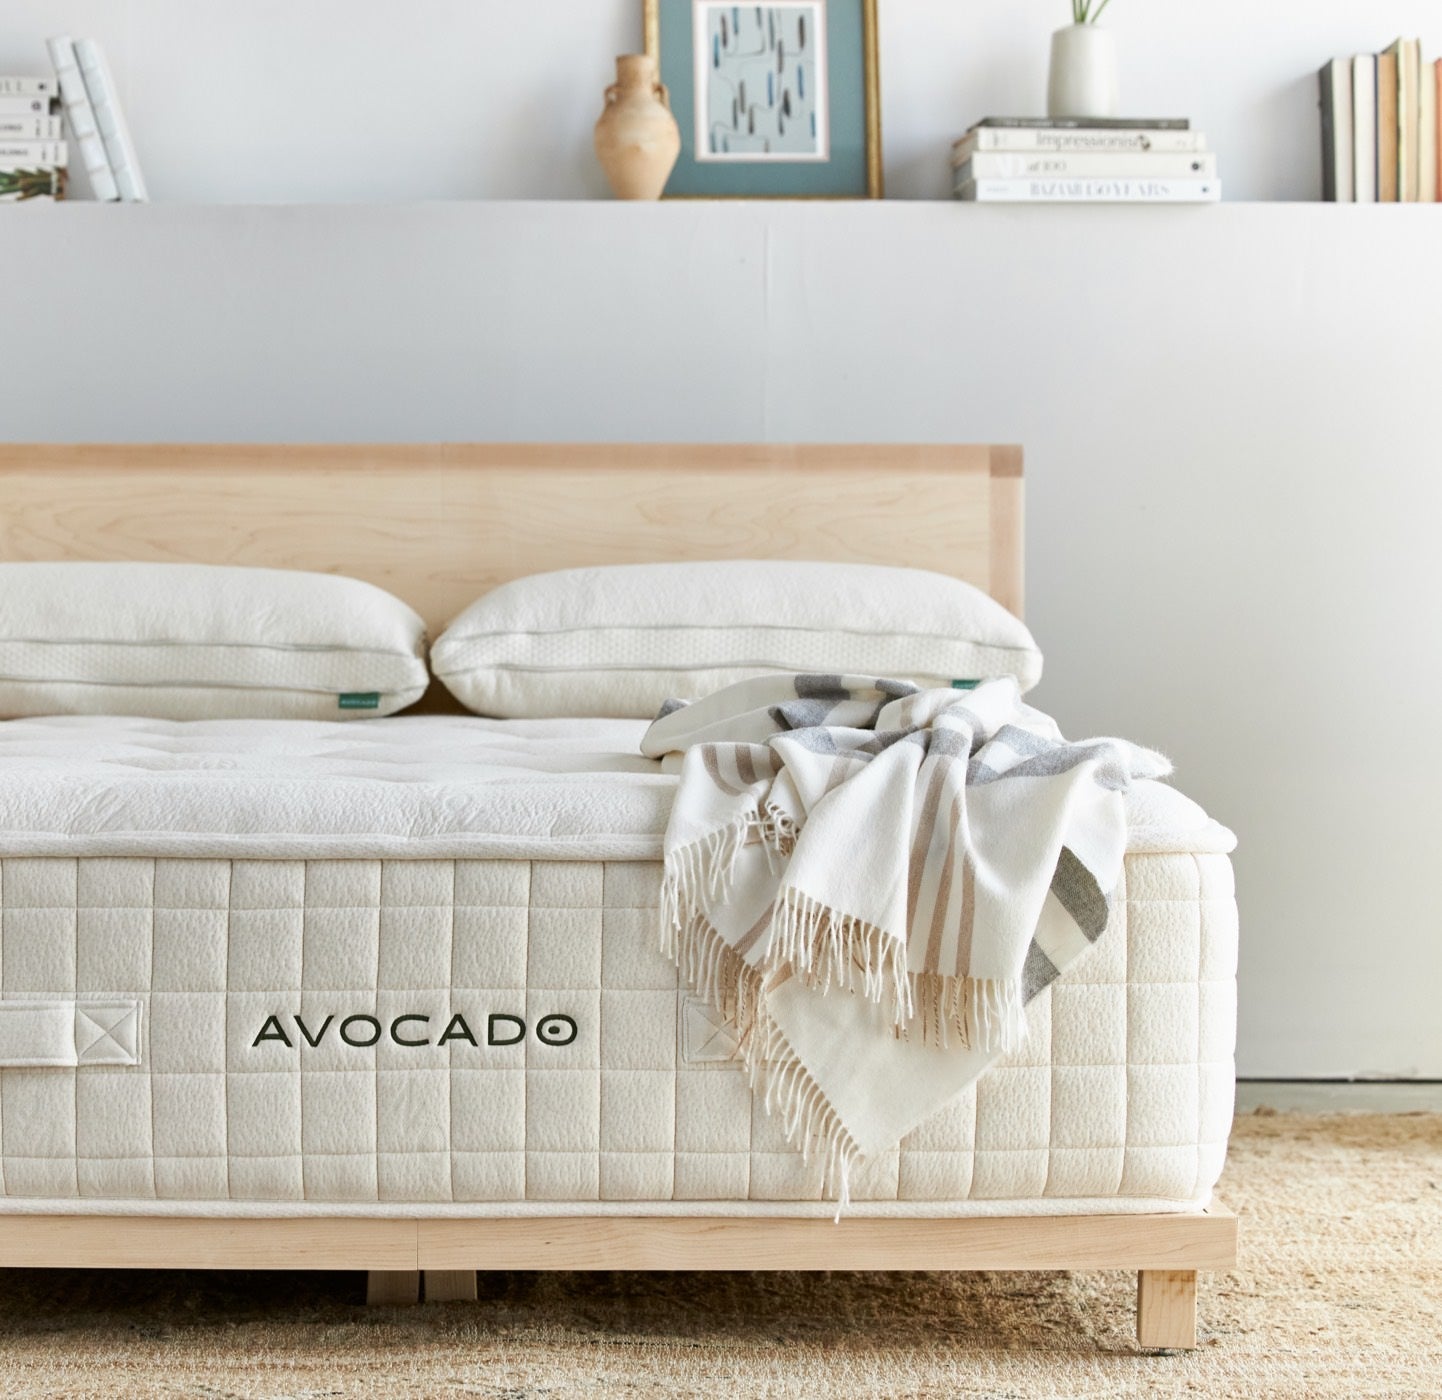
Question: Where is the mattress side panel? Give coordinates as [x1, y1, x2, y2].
[0, 851, 1237, 1208]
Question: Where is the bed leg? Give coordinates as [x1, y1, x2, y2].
[366, 1270, 420, 1306]
[423, 1269, 478, 1302]
[1136, 1269, 1198, 1350]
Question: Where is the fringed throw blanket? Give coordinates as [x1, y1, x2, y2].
[641, 674, 1171, 1205]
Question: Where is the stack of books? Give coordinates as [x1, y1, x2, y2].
[0, 75, 66, 202]
[951, 118, 1220, 203]
[1319, 39, 1438, 202]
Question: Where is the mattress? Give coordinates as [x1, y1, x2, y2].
[0, 716, 1238, 1217]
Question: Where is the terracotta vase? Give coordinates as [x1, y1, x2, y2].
[594, 54, 681, 200]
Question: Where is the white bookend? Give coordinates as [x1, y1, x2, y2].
[1420, 56, 1438, 203]
[955, 177, 1221, 203]
[0, 140, 67, 166]
[1352, 54, 1378, 203]
[46, 35, 117, 201]
[958, 151, 1216, 181]
[951, 128, 1206, 162]
[0, 76, 56, 99]
[73, 39, 146, 202]
[0, 115, 64, 140]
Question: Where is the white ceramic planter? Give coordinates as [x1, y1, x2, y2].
[1047, 24, 1120, 120]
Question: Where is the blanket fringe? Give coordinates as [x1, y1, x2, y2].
[664, 829, 1028, 1055]
[767, 887, 915, 1030]
[911, 970, 1027, 1055]
[668, 912, 862, 1215]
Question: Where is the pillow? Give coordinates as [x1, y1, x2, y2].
[431, 560, 1042, 719]
[0, 562, 429, 721]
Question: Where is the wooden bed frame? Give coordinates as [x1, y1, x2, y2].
[0, 442, 1235, 1349]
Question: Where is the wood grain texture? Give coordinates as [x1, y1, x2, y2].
[0, 1206, 1234, 1273]
[366, 1270, 421, 1307]
[0, 1216, 416, 1269]
[415, 1206, 1236, 1272]
[1137, 1268, 1199, 1349]
[0, 443, 1013, 634]
[422, 1269, 478, 1302]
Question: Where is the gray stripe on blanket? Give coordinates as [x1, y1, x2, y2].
[795, 675, 852, 700]
[779, 726, 839, 754]
[656, 697, 689, 720]
[768, 699, 846, 731]
[1022, 940, 1059, 1001]
[968, 739, 1130, 788]
[1050, 846, 1111, 941]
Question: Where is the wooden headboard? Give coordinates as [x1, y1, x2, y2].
[0, 443, 1025, 630]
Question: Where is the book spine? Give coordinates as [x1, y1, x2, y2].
[0, 115, 64, 140]
[1421, 56, 1438, 202]
[972, 117, 1191, 130]
[1377, 48, 1399, 202]
[954, 177, 1221, 203]
[0, 77, 56, 99]
[46, 35, 118, 201]
[1399, 39, 1419, 202]
[73, 40, 146, 202]
[958, 151, 1216, 180]
[0, 166, 66, 201]
[1353, 54, 1378, 202]
[0, 95, 53, 116]
[1319, 59, 1355, 202]
[0, 140, 67, 165]
[1436, 60, 1442, 200]
[952, 128, 1206, 160]
[1320, 62, 1338, 201]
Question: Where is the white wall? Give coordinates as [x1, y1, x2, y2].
[1, 1, 1439, 203]
[0, 200, 1439, 1082]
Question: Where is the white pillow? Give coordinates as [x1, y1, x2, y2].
[431, 560, 1041, 718]
[0, 562, 429, 720]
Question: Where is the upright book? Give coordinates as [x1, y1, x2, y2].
[1319, 57, 1355, 201]
[1421, 56, 1438, 202]
[1383, 39, 1422, 201]
[1376, 46, 1399, 201]
[1352, 53, 1378, 201]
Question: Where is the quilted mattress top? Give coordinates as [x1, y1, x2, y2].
[0, 715, 1235, 860]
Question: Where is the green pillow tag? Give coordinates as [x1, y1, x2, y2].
[338, 692, 381, 711]
[950, 679, 980, 691]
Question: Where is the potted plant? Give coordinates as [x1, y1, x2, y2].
[1047, 0, 1120, 119]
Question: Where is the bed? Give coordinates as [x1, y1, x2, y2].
[0, 442, 1237, 1348]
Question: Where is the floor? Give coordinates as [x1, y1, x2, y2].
[1236, 1080, 1442, 1113]
[0, 1105, 1437, 1398]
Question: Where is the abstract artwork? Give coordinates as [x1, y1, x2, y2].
[695, 4, 828, 161]
[648, 0, 881, 197]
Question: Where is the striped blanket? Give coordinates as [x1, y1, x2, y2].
[641, 674, 1171, 1205]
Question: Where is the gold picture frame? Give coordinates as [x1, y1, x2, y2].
[644, 0, 883, 199]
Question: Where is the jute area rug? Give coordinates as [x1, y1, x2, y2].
[0, 1111, 1437, 1399]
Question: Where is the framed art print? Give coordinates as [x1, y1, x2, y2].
[645, 0, 882, 198]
